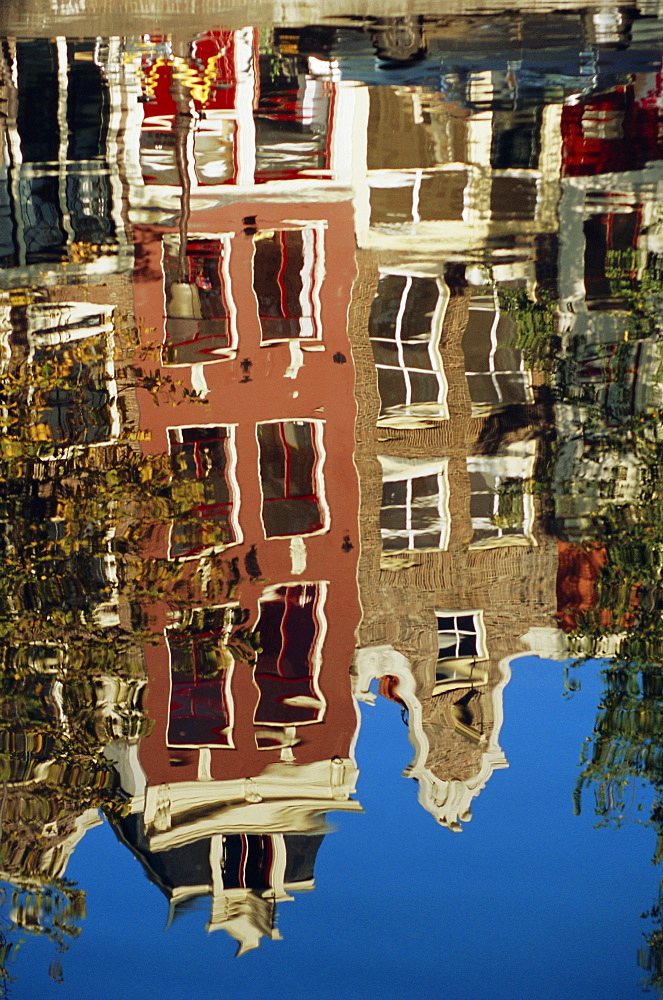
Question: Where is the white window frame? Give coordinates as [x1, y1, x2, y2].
[166, 422, 242, 561]
[467, 441, 537, 549]
[464, 290, 533, 417]
[370, 271, 449, 428]
[253, 580, 328, 742]
[24, 300, 120, 457]
[378, 455, 450, 554]
[252, 224, 325, 345]
[435, 609, 489, 695]
[257, 418, 330, 540]
[166, 603, 239, 751]
[367, 167, 469, 226]
[161, 232, 238, 369]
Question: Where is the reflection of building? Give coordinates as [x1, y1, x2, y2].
[114, 814, 325, 954]
[350, 253, 559, 828]
[103, 184, 363, 949]
[127, 27, 345, 220]
[0, 38, 138, 287]
[347, 82, 562, 259]
[553, 93, 663, 540]
[269, 28, 566, 273]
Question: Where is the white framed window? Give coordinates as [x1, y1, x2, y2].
[379, 455, 450, 554]
[467, 441, 536, 549]
[435, 610, 489, 693]
[167, 423, 241, 560]
[166, 603, 240, 750]
[463, 292, 533, 416]
[369, 272, 449, 428]
[24, 300, 120, 455]
[257, 419, 329, 539]
[162, 233, 237, 370]
[252, 225, 325, 344]
[368, 168, 468, 226]
[192, 114, 236, 186]
[253, 582, 327, 746]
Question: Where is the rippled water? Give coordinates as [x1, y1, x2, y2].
[0, 8, 662, 999]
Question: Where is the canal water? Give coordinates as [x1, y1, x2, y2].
[0, 6, 662, 999]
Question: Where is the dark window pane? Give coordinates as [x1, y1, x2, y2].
[17, 41, 59, 163]
[168, 426, 233, 558]
[163, 240, 230, 365]
[467, 373, 500, 407]
[411, 475, 438, 500]
[254, 585, 320, 726]
[167, 624, 231, 747]
[370, 186, 414, 225]
[463, 310, 494, 366]
[438, 639, 459, 659]
[490, 110, 541, 170]
[490, 177, 537, 221]
[401, 277, 439, 338]
[369, 274, 407, 340]
[457, 615, 476, 632]
[254, 231, 306, 331]
[67, 42, 108, 161]
[31, 335, 112, 447]
[472, 528, 497, 543]
[66, 173, 115, 246]
[411, 507, 440, 531]
[371, 340, 400, 367]
[262, 498, 322, 537]
[380, 507, 407, 531]
[258, 422, 322, 538]
[377, 367, 407, 410]
[496, 372, 529, 405]
[418, 172, 466, 221]
[458, 634, 479, 657]
[470, 493, 495, 519]
[409, 371, 440, 404]
[468, 471, 491, 492]
[382, 480, 407, 507]
[413, 532, 441, 549]
[401, 342, 434, 370]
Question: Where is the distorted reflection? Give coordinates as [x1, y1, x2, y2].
[0, 10, 661, 996]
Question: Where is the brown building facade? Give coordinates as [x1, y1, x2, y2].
[350, 249, 559, 828]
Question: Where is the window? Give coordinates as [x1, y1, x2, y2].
[583, 211, 641, 308]
[163, 236, 236, 367]
[221, 835, 273, 891]
[140, 113, 235, 190]
[258, 420, 326, 538]
[24, 301, 119, 453]
[168, 424, 240, 559]
[192, 116, 236, 186]
[435, 610, 489, 692]
[255, 65, 331, 183]
[140, 129, 180, 187]
[253, 227, 324, 343]
[369, 273, 449, 428]
[167, 605, 240, 749]
[379, 455, 450, 554]
[490, 110, 542, 170]
[14, 41, 117, 263]
[368, 169, 467, 226]
[462, 295, 532, 416]
[490, 176, 538, 222]
[139, 29, 257, 189]
[253, 583, 326, 744]
[467, 441, 536, 548]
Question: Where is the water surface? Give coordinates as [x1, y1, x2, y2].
[0, 9, 662, 999]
